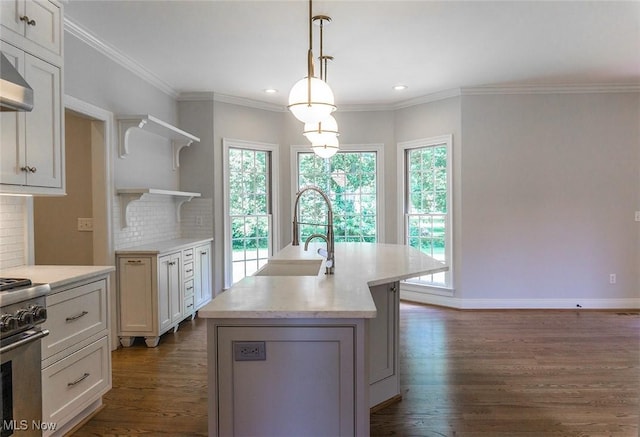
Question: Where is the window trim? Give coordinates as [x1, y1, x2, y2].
[290, 143, 385, 243]
[397, 135, 454, 291]
[222, 138, 280, 289]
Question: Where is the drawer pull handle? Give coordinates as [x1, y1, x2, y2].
[186, 286, 193, 291]
[127, 259, 142, 263]
[67, 373, 90, 387]
[186, 269, 193, 273]
[19, 15, 36, 26]
[66, 311, 88, 322]
[200, 252, 207, 255]
[187, 304, 193, 309]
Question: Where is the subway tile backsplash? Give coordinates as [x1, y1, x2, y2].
[0, 194, 213, 268]
[0, 196, 27, 269]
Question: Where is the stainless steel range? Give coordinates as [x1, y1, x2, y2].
[0, 278, 50, 437]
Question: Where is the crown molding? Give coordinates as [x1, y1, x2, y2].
[64, 16, 639, 111]
[462, 83, 640, 95]
[64, 17, 179, 99]
[214, 93, 286, 112]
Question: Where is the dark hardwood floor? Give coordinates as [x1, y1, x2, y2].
[73, 302, 640, 436]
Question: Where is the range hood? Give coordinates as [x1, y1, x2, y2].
[0, 52, 34, 112]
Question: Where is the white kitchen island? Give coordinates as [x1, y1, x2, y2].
[199, 242, 446, 437]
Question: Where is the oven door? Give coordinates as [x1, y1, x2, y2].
[1, 329, 49, 437]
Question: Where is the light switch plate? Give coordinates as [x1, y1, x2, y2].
[635, 211, 640, 222]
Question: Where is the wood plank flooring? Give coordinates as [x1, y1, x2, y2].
[72, 302, 639, 436]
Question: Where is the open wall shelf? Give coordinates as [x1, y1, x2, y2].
[116, 188, 201, 228]
[117, 114, 200, 169]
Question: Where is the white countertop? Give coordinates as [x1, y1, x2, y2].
[199, 242, 447, 319]
[115, 237, 213, 255]
[0, 265, 114, 290]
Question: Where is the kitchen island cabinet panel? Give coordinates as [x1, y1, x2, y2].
[210, 319, 367, 437]
[368, 281, 400, 407]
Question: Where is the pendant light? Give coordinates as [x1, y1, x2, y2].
[305, 16, 339, 158]
[311, 132, 340, 159]
[288, 0, 336, 124]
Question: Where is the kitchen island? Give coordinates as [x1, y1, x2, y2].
[199, 242, 446, 437]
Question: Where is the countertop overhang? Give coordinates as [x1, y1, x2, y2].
[199, 242, 447, 319]
[0, 265, 115, 289]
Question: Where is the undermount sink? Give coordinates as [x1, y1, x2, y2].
[254, 259, 324, 277]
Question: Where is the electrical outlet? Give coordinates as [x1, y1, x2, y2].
[77, 218, 93, 232]
[195, 216, 204, 226]
[233, 341, 266, 361]
[609, 273, 617, 284]
[635, 211, 640, 222]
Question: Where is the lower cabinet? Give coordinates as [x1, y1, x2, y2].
[208, 319, 370, 436]
[40, 276, 111, 437]
[116, 239, 212, 348]
[368, 281, 400, 408]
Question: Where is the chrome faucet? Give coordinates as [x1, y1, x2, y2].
[292, 186, 335, 274]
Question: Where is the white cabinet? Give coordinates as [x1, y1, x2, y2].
[116, 238, 212, 348]
[158, 251, 182, 335]
[368, 281, 400, 408]
[194, 242, 212, 309]
[40, 275, 111, 437]
[0, 0, 64, 195]
[0, 0, 62, 57]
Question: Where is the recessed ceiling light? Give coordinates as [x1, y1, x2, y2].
[393, 84, 408, 91]
[264, 88, 278, 94]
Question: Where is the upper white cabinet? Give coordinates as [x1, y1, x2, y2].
[0, 0, 62, 59]
[0, 0, 64, 195]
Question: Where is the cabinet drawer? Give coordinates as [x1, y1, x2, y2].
[183, 261, 194, 279]
[184, 279, 194, 298]
[183, 248, 194, 262]
[184, 295, 195, 314]
[42, 279, 107, 359]
[42, 336, 110, 429]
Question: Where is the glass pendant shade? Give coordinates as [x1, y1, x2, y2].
[288, 76, 336, 124]
[311, 135, 339, 158]
[303, 115, 339, 145]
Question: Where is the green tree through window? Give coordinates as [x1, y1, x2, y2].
[228, 148, 270, 283]
[297, 151, 378, 243]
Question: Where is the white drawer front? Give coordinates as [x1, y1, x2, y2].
[42, 336, 110, 427]
[42, 279, 107, 359]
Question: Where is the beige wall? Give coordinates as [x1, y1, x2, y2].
[34, 111, 93, 265]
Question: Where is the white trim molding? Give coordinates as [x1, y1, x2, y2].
[222, 138, 280, 289]
[64, 17, 178, 98]
[401, 288, 640, 310]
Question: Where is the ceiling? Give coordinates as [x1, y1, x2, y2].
[64, 0, 640, 108]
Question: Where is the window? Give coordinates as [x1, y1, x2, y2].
[223, 139, 279, 287]
[398, 135, 452, 288]
[293, 145, 384, 243]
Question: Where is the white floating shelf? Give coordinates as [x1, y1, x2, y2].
[117, 114, 200, 169]
[117, 188, 201, 228]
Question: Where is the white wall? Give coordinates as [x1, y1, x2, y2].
[65, 32, 184, 251]
[458, 92, 639, 307]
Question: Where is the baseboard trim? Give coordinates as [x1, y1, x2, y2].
[400, 290, 640, 310]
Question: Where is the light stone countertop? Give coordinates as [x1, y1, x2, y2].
[0, 265, 114, 291]
[199, 242, 447, 319]
[115, 237, 213, 255]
